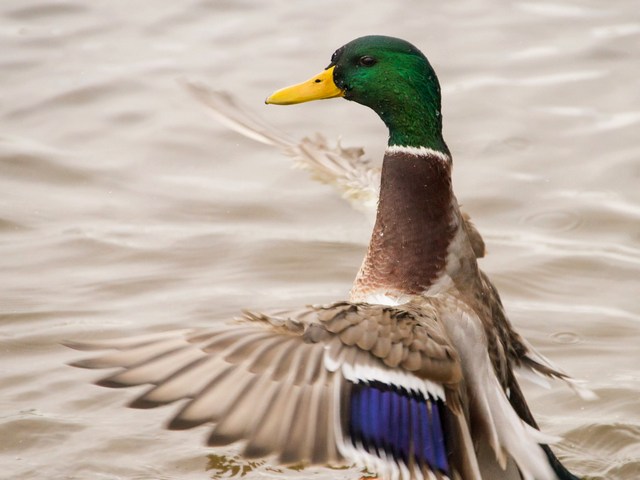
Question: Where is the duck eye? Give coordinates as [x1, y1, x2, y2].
[358, 56, 376, 67]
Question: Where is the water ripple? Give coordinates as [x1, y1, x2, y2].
[490, 232, 640, 267]
[521, 209, 584, 232]
[551, 331, 583, 344]
[4, 3, 88, 20]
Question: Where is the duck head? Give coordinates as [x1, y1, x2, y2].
[266, 35, 448, 153]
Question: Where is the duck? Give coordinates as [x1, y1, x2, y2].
[182, 82, 487, 260]
[67, 35, 590, 480]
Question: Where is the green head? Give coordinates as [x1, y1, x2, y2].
[266, 35, 448, 153]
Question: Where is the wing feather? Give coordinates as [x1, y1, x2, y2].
[98, 346, 204, 387]
[279, 382, 314, 463]
[183, 81, 378, 212]
[66, 300, 478, 477]
[205, 371, 271, 446]
[63, 330, 193, 351]
[242, 380, 299, 458]
[438, 298, 558, 480]
[131, 355, 225, 407]
[167, 363, 238, 429]
[70, 337, 189, 369]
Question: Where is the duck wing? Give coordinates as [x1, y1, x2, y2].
[67, 301, 476, 479]
[67, 298, 567, 480]
[184, 81, 380, 213]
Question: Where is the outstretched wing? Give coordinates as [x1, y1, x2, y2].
[67, 301, 477, 480]
[184, 81, 380, 213]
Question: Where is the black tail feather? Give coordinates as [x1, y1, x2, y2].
[541, 444, 580, 480]
[508, 375, 580, 480]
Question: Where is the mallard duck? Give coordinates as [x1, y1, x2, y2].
[67, 36, 590, 480]
[183, 83, 487, 260]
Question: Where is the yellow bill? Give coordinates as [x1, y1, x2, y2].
[265, 66, 344, 105]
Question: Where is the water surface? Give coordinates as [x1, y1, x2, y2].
[1, 1, 639, 479]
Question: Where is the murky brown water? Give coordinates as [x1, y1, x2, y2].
[1, 1, 639, 479]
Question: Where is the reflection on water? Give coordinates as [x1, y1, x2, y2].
[1, 1, 639, 479]
[207, 454, 266, 478]
[206, 453, 357, 479]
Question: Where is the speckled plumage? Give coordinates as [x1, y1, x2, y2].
[352, 150, 456, 299]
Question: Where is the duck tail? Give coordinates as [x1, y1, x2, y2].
[507, 376, 580, 480]
[540, 444, 580, 480]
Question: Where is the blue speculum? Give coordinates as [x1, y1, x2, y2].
[347, 380, 449, 475]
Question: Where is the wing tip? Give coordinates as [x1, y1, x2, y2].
[242, 443, 272, 459]
[95, 379, 128, 389]
[167, 416, 205, 431]
[128, 397, 164, 410]
[62, 340, 100, 352]
[68, 357, 122, 370]
[67, 359, 95, 369]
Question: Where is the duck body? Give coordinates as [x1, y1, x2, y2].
[68, 36, 585, 480]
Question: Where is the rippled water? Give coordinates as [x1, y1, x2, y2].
[1, 1, 639, 479]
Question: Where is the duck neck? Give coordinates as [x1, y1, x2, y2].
[352, 146, 460, 302]
[380, 96, 450, 154]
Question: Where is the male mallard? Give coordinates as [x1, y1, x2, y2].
[68, 36, 589, 480]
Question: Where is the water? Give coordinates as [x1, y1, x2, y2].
[1, 1, 639, 479]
